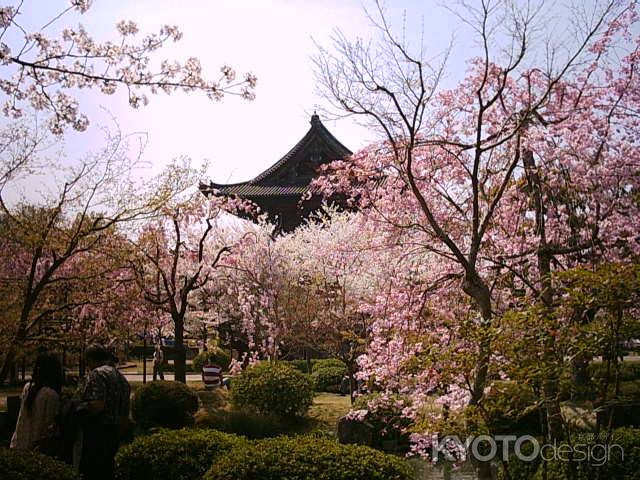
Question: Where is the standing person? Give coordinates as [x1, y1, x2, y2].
[79, 344, 130, 480]
[152, 343, 164, 381]
[10, 353, 63, 451]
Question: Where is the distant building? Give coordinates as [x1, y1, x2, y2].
[200, 114, 352, 233]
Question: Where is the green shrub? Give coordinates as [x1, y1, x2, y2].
[481, 381, 542, 436]
[284, 358, 347, 374]
[231, 361, 314, 419]
[192, 350, 232, 372]
[620, 380, 640, 400]
[115, 428, 243, 480]
[132, 380, 199, 430]
[195, 409, 286, 439]
[204, 435, 414, 480]
[0, 447, 79, 480]
[350, 393, 413, 453]
[498, 427, 640, 480]
[312, 366, 346, 392]
[311, 358, 347, 373]
[160, 362, 195, 373]
[285, 359, 314, 374]
[590, 361, 640, 382]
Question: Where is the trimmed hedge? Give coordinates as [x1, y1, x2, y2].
[311, 358, 347, 373]
[283, 359, 311, 373]
[312, 366, 346, 392]
[0, 447, 79, 480]
[192, 350, 232, 372]
[285, 358, 347, 374]
[231, 361, 314, 419]
[203, 435, 414, 480]
[498, 427, 640, 480]
[195, 409, 286, 439]
[132, 380, 199, 430]
[590, 362, 640, 382]
[115, 428, 244, 480]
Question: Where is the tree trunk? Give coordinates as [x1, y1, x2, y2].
[463, 272, 494, 480]
[571, 356, 591, 401]
[174, 316, 187, 383]
[0, 322, 27, 385]
[142, 328, 148, 384]
[0, 344, 17, 385]
[463, 271, 493, 406]
[305, 349, 312, 374]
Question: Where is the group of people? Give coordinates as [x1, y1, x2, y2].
[10, 345, 131, 480]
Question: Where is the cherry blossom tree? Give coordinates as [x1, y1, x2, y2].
[131, 190, 254, 382]
[0, 0, 256, 133]
[0, 124, 198, 384]
[313, 0, 640, 472]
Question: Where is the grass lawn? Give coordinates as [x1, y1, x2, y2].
[308, 393, 352, 433]
[192, 388, 352, 436]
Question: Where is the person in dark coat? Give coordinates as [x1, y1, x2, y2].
[78, 344, 130, 480]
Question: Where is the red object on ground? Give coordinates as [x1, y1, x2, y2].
[202, 364, 223, 388]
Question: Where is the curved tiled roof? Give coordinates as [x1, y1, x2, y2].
[203, 114, 351, 198]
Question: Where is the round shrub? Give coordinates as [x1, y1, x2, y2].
[0, 447, 79, 480]
[311, 358, 347, 373]
[231, 361, 314, 419]
[285, 359, 313, 374]
[132, 380, 199, 429]
[193, 349, 232, 372]
[312, 366, 346, 392]
[350, 393, 413, 453]
[204, 435, 414, 480]
[115, 428, 243, 480]
[195, 409, 286, 439]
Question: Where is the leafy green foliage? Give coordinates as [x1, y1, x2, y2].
[284, 358, 347, 374]
[351, 393, 413, 453]
[590, 362, 640, 382]
[114, 428, 244, 480]
[285, 359, 314, 374]
[231, 361, 314, 419]
[498, 427, 640, 480]
[192, 350, 232, 372]
[312, 366, 346, 392]
[132, 380, 199, 430]
[480, 381, 542, 436]
[203, 435, 415, 480]
[0, 447, 79, 480]
[194, 410, 287, 439]
[311, 358, 347, 373]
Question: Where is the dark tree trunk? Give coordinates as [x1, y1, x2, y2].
[523, 149, 564, 441]
[174, 316, 187, 383]
[305, 349, 312, 374]
[463, 272, 494, 480]
[0, 345, 16, 385]
[463, 271, 493, 407]
[142, 328, 148, 384]
[571, 356, 591, 401]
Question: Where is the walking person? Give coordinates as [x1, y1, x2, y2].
[152, 343, 164, 381]
[79, 344, 130, 480]
[10, 352, 63, 451]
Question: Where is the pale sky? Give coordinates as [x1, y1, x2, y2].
[4, 0, 605, 186]
[4, 0, 471, 185]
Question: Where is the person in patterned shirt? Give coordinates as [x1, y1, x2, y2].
[79, 344, 130, 480]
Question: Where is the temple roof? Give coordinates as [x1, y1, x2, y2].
[200, 114, 352, 198]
